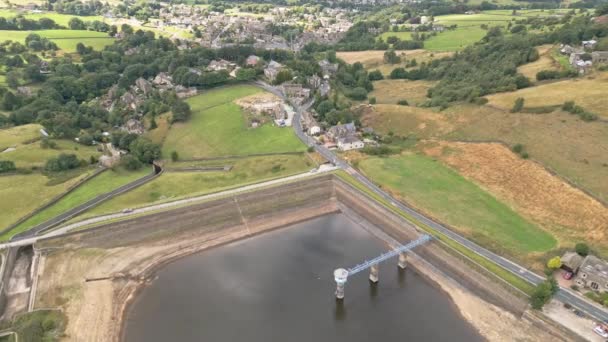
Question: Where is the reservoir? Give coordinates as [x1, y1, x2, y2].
[123, 214, 483, 342]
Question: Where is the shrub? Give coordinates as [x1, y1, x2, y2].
[369, 97, 377, 104]
[521, 152, 529, 159]
[575, 243, 589, 256]
[0, 160, 16, 173]
[473, 97, 488, 105]
[170, 150, 179, 162]
[368, 70, 384, 81]
[307, 146, 314, 153]
[346, 87, 368, 100]
[44, 154, 80, 172]
[40, 138, 57, 149]
[397, 99, 409, 106]
[511, 97, 524, 113]
[512, 143, 524, 154]
[547, 256, 562, 269]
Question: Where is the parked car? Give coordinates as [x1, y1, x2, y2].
[563, 271, 573, 280]
[122, 208, 133, 213]
[593, 325, 608, 338]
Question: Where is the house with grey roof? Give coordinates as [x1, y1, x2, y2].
[575, 255, 608, 292]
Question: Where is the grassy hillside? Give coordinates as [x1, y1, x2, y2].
[0, 167, 149, 241]
[162, 85, 305, 159]
[359, 154, 556, 255]
[0, 171, 93, 229]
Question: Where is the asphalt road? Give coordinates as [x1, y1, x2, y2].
[257, 81, 608, 323]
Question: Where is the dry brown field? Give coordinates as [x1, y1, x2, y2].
[517, 45, 561, 80]
[368, 79, 435, 105]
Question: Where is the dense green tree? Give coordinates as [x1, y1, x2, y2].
[575, 243, 589, 256]
[129, 137, 161, 164]
[0, 160, 16, 173]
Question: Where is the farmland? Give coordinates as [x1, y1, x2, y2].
[161, 85, 305, 159]
[1, 29, 115, 51]
[336, 49, 452, 75]
[358, 154, 556, 257]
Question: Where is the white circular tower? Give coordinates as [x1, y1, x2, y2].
[334, 268, 348, 299]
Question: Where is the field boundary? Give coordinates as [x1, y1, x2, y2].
[0, 167, 107, 234]
[175, 151, 306, 162]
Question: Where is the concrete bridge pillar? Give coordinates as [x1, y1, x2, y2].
[398, 252, 407, 269]
[369, 264, 379, 283]
[334, 268, 348, 300]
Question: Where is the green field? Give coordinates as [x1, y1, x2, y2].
[425, 9, 569, 51]
[359, 154, 556, 254]
[379, 31, 412, 41]
[0, 171, 93, 230]
[0, 167, 148, 241]
[1, 29, 114, 51]
[80, 154, 313, 218]
[0, 9, 103, 26]
[162, 85, 306, 159]
[0, 125, 101, 169]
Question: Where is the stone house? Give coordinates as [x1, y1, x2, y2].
[575, 255, 608, 292]
[123, 119, 145, 135]
[264, 60, 284, 81]
[318, 59, 338, 77]
[153, 72, 173, 87]
[327, 122, 357, 142]
[337, 135, 364, 151]
[561, 251, 584, 273]
[207, 59, 235, 72]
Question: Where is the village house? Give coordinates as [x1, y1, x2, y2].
[264, 60, 284, 82]
[134, 78, 153, 95]
[561, 251, 584, 273]
[153, 72, 173, 87]
[327, 122, 357, 141]
[337, 136, 364, 151]
[175, 85, 197, 98]
[319, 81, 331, 97]
[281, 83, 311, 105]
[318, 59, 339, 77]
[308, 75, 322, 89]
[122, 119, 145, 135]
[575, 255, 608, 292]
[207, 59, 236, 72]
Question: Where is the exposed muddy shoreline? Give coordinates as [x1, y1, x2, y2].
[27, 175, 577, 341]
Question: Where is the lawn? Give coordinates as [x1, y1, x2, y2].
[1, 29, 114, 51]
[359, 154, 556, 254]
[80, 154, 314, 218]
[0, 171, 93, 230]
[161, 85, 305, 159]
[0, 167, 149, 241]
[0, 9, 103, 27]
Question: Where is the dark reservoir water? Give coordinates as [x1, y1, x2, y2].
[124, 214, 483, 342]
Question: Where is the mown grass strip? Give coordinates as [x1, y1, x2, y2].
[335, 170, 536, 295]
